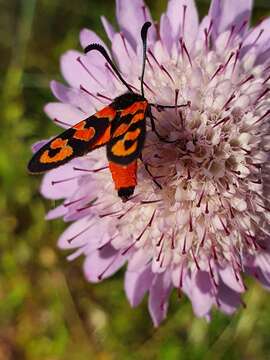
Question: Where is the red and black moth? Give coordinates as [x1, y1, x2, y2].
[28, 22, 185, 201]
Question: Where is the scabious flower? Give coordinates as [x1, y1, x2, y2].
[35, 0, 270, 326]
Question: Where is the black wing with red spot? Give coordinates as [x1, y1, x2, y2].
[28, 106, 117, 173]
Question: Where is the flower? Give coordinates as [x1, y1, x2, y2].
[35, 0, 270, 326]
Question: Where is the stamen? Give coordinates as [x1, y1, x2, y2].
[252, 29, 264, 46]
[64, 196, 87, 207]
[200, 229, 207, 247]
[196, 190, 204, 207]
[222, 94, 236, 110]
[219, 217, 230, 236]
[263, 74, 270, 84]
[136, 210, 156, 242]
[213, 116, 230, 128]
[191, 248, 200, 270]
[120, 32, 131, 58]
[179, 38, 192, 66]
[210, 64, 223, 81]
[226, 25, 236, 48]
[54, 118, 71, 127]
[171, 229, 175, 249]
[98, 254, 119, 280]
[156, 237, 165, 261]
[238, 74, 254, 87]
[96, 92, 113, 101]
[161, 65, 175, 83]
[99, 210, 121, 218]
[182, 235, 187, 254]
[51, 176, 78, 186]
[223, 52, 235, 70]
[254, 88, 270, 105]
[67, 224, 93, 243]
[73, 165, 108, 173]
[189, 213, 193, 232]
[238, 20, 248, 34]
[80, 85, 102, 102]
[156, 233, 164, 247]
[142, 81, 156, 95]
[182, 5, 187, 38]
[76, 199, 99, 212]
[175, 89, 179, 111]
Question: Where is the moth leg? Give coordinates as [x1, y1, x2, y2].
[148, 107, 177, 144]
[139, 154, 162, 189]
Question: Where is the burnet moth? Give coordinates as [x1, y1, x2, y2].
[28, 22, 186, 201]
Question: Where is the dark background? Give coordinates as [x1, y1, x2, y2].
[1, 1, 270, 359]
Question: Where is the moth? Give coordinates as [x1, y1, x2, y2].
[28, 22, 184, 201]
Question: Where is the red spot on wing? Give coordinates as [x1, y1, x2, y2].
[96, 106, 117, 121]
[73, 121, 95, 141]
[109, 161, 137, 190]
[40, 138, 73, 164]
[94, 125, 111, 147]
[121, 101, 148, 116]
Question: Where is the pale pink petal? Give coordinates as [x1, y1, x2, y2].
[127, 248, 152, 271]
[41, 162, 79, 200]
[217, 281, 242, 315]
[101, 16, 116, 42]
[116, 0, 155, 49]
[31, 139, 49, 153]
[44, 102, 89, 128]
[189, 270, 214, 317]
[58, 216, 96, 250]
[45, 204, 67, 220]
[166, 0, 199, 48]
[160, 14, 173, 53]
[219, 266, 245, 293]
[60, 50, 108, 94]
[50, 80, 95, 114]
[125, 264, 154, 307]
[148, 271, 172, 327]
[112, 33, 136, 74]
[80, 28, 108, 53]
[209, 0, 252, 38]
[83, 243, 129, 283]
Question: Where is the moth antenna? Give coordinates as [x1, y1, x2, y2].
[84, 43, 133, 93]
[140, 22, 151, 98]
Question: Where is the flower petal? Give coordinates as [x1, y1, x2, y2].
[189, 270, 214, 317]
[166, 0, 199, 48]
[31, 139, 49, 153]
[46, 204, 67, 220]
[50, 80, 95, 114]
[217, 281, 242, 315]
[160, 14, 173, 53]
[116, 0, 155, 49]
[148, 271, 172, 327]
[209, 0, 252, 38]
[83, 243, 129, 283]
[44, 102, 89, 128]
[112, 33, 136, 74]
[219, 266, 245, 293]
[79, 28, 109, 54]
[101, 16, 116, 42]
[60, 50, 110, 95]
[125, 264, 154, 307]
[40, 162, 79, 200]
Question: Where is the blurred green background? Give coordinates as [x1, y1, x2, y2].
[1, 1, 270, 359]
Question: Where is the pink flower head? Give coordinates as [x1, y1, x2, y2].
[34, 0, 270, 326]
